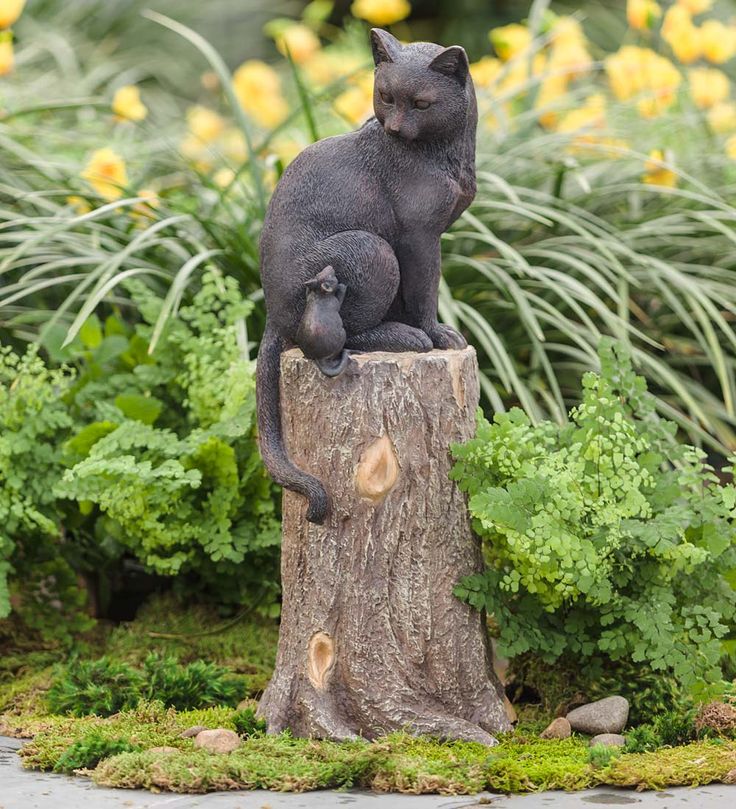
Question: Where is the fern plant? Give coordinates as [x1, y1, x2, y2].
[452, 339, 736, 687]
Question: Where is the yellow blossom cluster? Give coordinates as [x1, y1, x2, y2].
[0, 0, 25, 76]
[233, 59, 289, 129]
[605, 46, 681, 117]
[112, 85, 147, 122]
[351, 0, 411, 27]
[628, 0, 736, 64]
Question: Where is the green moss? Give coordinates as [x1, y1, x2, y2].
[15, 704, 736, 795]
[605, 741, 736, 789]
[104, 594, 278, 695]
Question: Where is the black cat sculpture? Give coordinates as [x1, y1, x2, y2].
[256, 27, 477, 524]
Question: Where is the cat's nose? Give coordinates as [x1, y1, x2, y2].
[385, 122, 401, 136]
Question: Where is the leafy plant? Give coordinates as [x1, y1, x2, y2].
[0, 344, 93, 638]
[47, 654, 245, 717]
[452, 339, 736, 688]
[46, 658, 143, 717]
[232, 706, 267, 738]
[141, 654, 244, 711]
[54, 731, 141, 774]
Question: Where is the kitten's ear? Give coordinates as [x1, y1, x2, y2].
[370, 28, 402, 66]
[429, 46, 469, 82]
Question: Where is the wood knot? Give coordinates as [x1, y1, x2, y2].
[307, 632, 334, 690]
[355, 434, 399, 503]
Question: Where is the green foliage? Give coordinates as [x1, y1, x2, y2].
[452, 339, 736, 687]
[231, 707, 267, 738]
[55, 271, 281, 607]
[46, 658, 144, 717]
[0, 270, 280, 640]
[54, 731, 140, 774]
[624, 709, 697, 754]
[0, 345, 92, 636]
[46, 654, 246, 717]
[140, 654, 244, 711]
[588, 744, 621, 769]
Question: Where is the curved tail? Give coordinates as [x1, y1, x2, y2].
[256, 322, 330, 524]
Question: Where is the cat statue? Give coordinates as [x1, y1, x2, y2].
[256, 27, 477, 523]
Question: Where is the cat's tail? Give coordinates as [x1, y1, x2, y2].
[256, 321, 330, 524]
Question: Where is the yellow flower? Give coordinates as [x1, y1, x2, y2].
[81, 148, 128, 201]
[662, 6, 701, 64]
[112, 85, 147, 122]
[676, 0, 711, 13]
[469, 56, 503, 89]
[0, 32, 12, 75]
[627, 0, 661, 31]
[642, 149, 677, 187]
[303, 50, 363, 87]
[213, 168, 235, 188]
[186, 105, 225, 143]
[0, 0, 25, 29]
[605, 46, 681, 117]
[498, 52, 547, 97]
[535, 74, 570, 129]
[350, 0, 411, 27]
[233, 60, 289, 129]
[490, 23, 532, 62]
[726, 134, 736, 159]
[700, 20, 736, 64]
[556, 93, 606, 134]
[179, 135, 212, 171]
[689, 67, 730, 109]
[275, 24, 320, 65]
[707, 101, 736, 132]
[334, 71, 374, 125]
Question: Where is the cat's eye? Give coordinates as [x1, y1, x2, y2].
[414, 99, 431, 110]
[379, 91, 394, 105]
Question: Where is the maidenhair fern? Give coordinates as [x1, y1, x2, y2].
[452, 339, 736, 687]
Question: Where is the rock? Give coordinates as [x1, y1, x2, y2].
[149, 746, 178, 755]
[589, 733, 625, 748]
[540, 717, 571, 740]
[193, 728, 242, 754]
[237, 699, 254, 711]
[179, 725, 208, 738]
[723, 767, 736, 784]
[566, 696, 629, 735]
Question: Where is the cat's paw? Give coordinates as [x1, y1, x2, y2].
[425, 323, 467, 350]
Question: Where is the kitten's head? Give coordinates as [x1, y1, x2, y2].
[370, 28, 474, 144]
[306, 265, 338, 295]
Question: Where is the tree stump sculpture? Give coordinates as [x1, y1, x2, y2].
[257, 346, 511, 744]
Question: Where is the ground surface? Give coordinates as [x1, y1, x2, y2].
[3, 737, 736, 809]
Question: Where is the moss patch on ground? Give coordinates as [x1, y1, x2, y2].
[0, 593, 279, 728]
[11, 701, 736, 795]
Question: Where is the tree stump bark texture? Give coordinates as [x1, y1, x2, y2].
[257, 347, 511, 744]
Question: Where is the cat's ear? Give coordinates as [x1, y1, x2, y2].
[370, 28, 402, 66]
[429, 46, 469, 82]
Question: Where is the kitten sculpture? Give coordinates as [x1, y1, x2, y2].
[295, 265, 349, 377]
[257, 28, 477, 523]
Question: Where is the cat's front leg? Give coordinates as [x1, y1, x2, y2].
[394, 234, 467, 350]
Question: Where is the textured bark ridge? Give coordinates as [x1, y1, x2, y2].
[257, 346, 511, 744]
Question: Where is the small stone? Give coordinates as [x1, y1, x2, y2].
[566, 696, 629, 735]
[237, 699, 254, 711]
[723, 767, 736, 784]
[194, 728, 242, 754]
[149, 746, 178, 755]
[179, 725, 208, 738]
[540, 717, 571, 739]
[589, 733, 625, 748]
